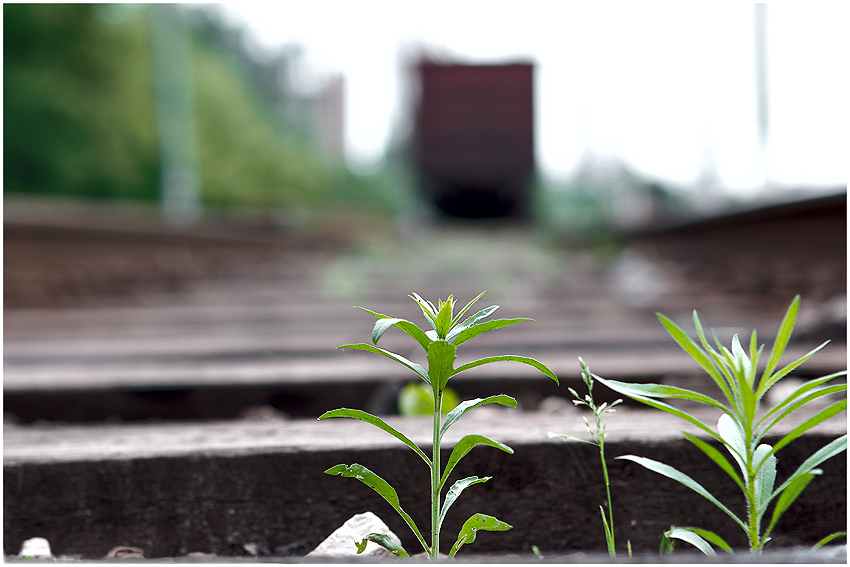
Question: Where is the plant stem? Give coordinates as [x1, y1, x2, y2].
[599, 438, 616, 556]
[431, 390, 442, 561]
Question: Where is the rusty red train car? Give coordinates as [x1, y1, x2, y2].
[412, 60, 535, 218]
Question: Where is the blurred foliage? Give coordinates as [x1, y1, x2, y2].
[4, 4, 404, 216]
[4, 3, 159, 200]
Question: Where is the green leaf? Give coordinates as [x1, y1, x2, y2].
[757, 373, 846, 433]
[717, 413, 747, 477]
[753, 444, 776, 519]
[757, 341, 830, 399]
[761, 295, 800, 384]
[451, 291, 488, 327]
[324, 463, 428, 550]
[617, 455, 747, 531]
[769, 399, 847, 455]
[434, 295, 455, 339]
[771, 435, 846, 500]
[453, 355, 558, 385]
[438, 476, 491, 531]
[765, 472, 818, 539]
[440, 434, 513, 489]
[356, 307, 433, 352]
[450, 317, 533, 346]
[594, 376, 727, 442]
[398, 383, 459, 416]
[682, 432, 745, 492]
[448, 305, 499, 340]
[811, 531, 846, 551]
[663, 527, 717, 556]
[593, 376, 729, 413]
[448, 513, 512, 558]
[427, 340, 457, 390]
[338, 343, 431, 385]
[658, 312, 732, 400]
[409, 292, 437, 330]
[354, 533, 410, 559]
[319, 408, 431, 465]
[440, 395, 518, 439]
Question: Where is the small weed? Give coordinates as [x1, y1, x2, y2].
[549, 357, 630, 557]
[591, 295, 846, 554]
[320, 292, 558, 561]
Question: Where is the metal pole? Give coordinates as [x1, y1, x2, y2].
[151, 4, 202, 227]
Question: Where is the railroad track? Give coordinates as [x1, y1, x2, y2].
[3, 213, 846, 559]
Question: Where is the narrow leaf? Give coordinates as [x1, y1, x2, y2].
[762, 295, 800, 382]
[451, 291, 488, 326]
[324, 463, 427, 550]
[440, 395, 517, 439]
[753, 444, 777, 519]
[771, 435, 847, 499]
[769, 399, 847, 455]
[663, 527, 716, 556]
[617, 455, 747, 530]
[757, 373, 846, 431]
[811, 532, 846, 551]
[434, 296, 454, 338]
[594, 376, 729, 413]
[448, 514, 512, 558]
[355, 534, 410, 559]
[319, 409, 430, 465]
[450, 317, 533, 346]
[765, 472, 818, 539]
[683, 432, 745, 491]
[338, 343, 431, 385]
[356, 307, 433, 352]
[447, 305, 500, 341]
[438, 476, 490, 531]
[717, 413, 747, 477]
[757, 341, 830, 398]
[453, 355, 558, 384]
[658, 312, 731, 399]
[440, 435, 513, 489]
[409, 292, 437, 330]
[594, 381, 721, 442]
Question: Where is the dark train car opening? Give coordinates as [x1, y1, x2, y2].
[412, 61, 535, 219]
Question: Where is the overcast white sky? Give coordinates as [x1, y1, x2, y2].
[218, 2, 846, 194]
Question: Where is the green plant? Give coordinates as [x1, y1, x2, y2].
[591, 295, 846, 554]
[549, 357, 630, 557]
[319, 292, 558, 561]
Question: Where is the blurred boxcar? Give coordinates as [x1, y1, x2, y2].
[412, 61, 534, 219]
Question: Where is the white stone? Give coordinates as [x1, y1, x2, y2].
[306, 512, 403, 559]
[19, 537, 52, 558]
